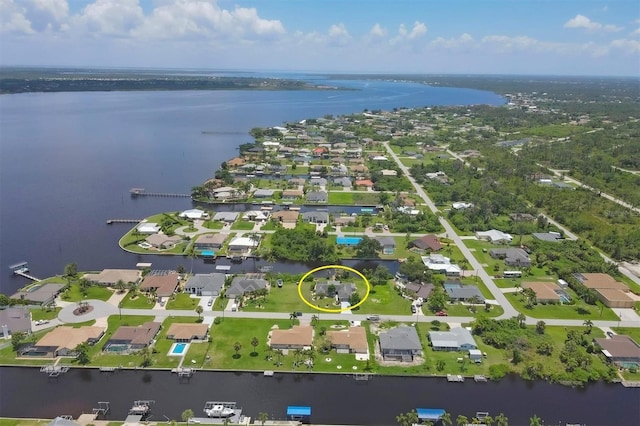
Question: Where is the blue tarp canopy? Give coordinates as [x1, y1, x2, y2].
[336, 236, 362, 246]
[287, 406, 311, 416]
[416, 408, 445, 420]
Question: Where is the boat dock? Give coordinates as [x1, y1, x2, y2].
[196, 401, 244, 424]
[130, 188, 191, 198]
[41, 364, 70, 377]
[99, 367, 119, 373]
[127, 400, 154, 418]
[474, 375, 488, 382]
[172, 367, 195, 378]
[9, 262, 41, 282]
[446, 374, 465, 383]
[106, 219, 141, 224]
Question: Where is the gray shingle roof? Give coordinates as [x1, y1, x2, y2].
[184, 273, 226, 295]
[227, 277, 268, 297]
[379, 326, 422, 351]
[429, 327, 477, 350]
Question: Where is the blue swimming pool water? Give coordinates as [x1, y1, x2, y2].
[171, 343, 187, 355]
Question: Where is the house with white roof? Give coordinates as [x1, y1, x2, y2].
[228, 235, 260, 253]
[475, 229, 513, 244]
[137, 222, 160, 234]
[428, 327, 478, 351]
[421, 254, 462, 276]
[179, 209, 208, 220]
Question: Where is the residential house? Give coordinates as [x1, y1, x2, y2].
[444, 282, 485, 303]
[179, 209, 208, 220]
[227, 236, 260, 253]
[226, 276, 269, 298]
[452, 202, 474, 210]
[137, 222, 160, 234]
[532, 232, 564, 242]
[302, 211, 329, 224]
[306, 191, 328, 203]
[269, 325, 314, 352]
[595, 288, 635, 308]
[522, 282, 562, 303]
[253, 189, 275, 198]
[404, 282, 435, 300]
[272, 210, 299, 224]
[314, 281, 356, 302]
[0, 307, 31, 335]
[282, 189, 304, 200]
[379, 326, 422, 361]
[489, 248, 532, 267]
[226, 157, 246, 168]
[421, 254, 462, 276]
[334, 215, 356, 226]
[145, 234, 182, 249]
[374, 236, 396, 254]
[573, 273, 629, 292]
[354, 179, 374, 189]
[139, 271, 180, 298]
[594, 335, 640, 368]
[165, 323, 209, 342]
[380, 169, 398, 176]
[11, 283, 65, 306]
[83, 269, 140, 287]
[327, 327, 368, 355]
[410, 234, 443, 252]
[242, 210, 270, 222]
[213, 212, 239, 223]
[104, 321, 161, 353]
[29, 326, 105, 357]
[429, 327, 478, 351]
[194, 233, 228, 250]
[309, 177, 328, 187]
[184, 273, 226, 297]
[476, 229, 513, 244]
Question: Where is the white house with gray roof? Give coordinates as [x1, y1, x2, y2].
[213, 212, 239, 223]
[184, 273, 226, 297]
[226, 276, 269, 298]
[429, 327, 478, 351]
[302, 211, 329, 224]
[379, 326, 422, 361]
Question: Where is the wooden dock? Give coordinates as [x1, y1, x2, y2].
[41, 365, 70, 377]
[446, 374, 465, 383]
[130, 188, 190, 198]
[106, 219, 141, 224]
[474, 375, 488, 382]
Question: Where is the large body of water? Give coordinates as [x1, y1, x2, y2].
[0, 77, 503, 294]
[0, 367, 638, 425]
[3, 76, 638, 425]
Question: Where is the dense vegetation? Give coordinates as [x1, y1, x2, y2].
[265, 226, 339, 263]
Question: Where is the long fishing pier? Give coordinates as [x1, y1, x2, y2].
[130, 188, 191, 198]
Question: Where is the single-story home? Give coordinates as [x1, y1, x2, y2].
[104, 321, 161, 353]
[184, 273, 226, 297]
[475, 229, 513, 244]
[83, 269, 140, 287]
[227, 236, 260, 253]
[429, 327, 478, 351]
[165, 323, 209, 342]
[253, 189, 275, 198]
[522, 282, 562, 303]
[404, 282, 435, 300]
[355, 179, 374, 188]
[226, 276, 269, 298]
[374, 236, 395, 254]
[137, 222, 160, 234]
[213, 212, 239, 223]
[489, 248, 532, 267]
[302, 211, 329, 224]
[179, 209, 208, 220]
[444, 282, 485, 303]
[333, 177, 352, 187]
[272, 210, 299, 224]
[532, 232, 563, 242]
[282, 189, 304, 200]
[269, 325, 314, 351]
[194, 233, 228, 250]
[11, 283, 65, 306]
[327, 326, 368, 354]
[452, 202, 474, 210]
[594, 335, 640, 369]
[595, 288, 635, 308]
[421, 254, 462, 276]
[306, 191, 328, 203]
[0, 307, 31, 335]
[139, 271, 180, 298]
[380, 169, 398, 176]
[410, 234, 443, 252]
[242, 210, 270, 222]
[379, 326, 422, 361]
[334, 215, 356, 226]
[573, 273, 629, 292]
[145, 233, 182, 249]
[314, 281, 356, 302]
[29, 326, 105, 357]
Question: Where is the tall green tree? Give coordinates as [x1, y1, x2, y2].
[181, 409, 194, 422]
[233, 341, 242, 357]
[355, 236, 382, 258]
[195, 305, 204, 319]
[75, 342, 90, 365]
[63, 263, 78, 286]
[251, 337, 259, 355]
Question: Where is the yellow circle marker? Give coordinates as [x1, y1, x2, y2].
[297, 264, 370, 313]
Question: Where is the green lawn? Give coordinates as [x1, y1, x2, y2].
[350, 282, 412, 315]
[505, 293, 619, 320]
[60, 283, 113, 302]
[230, 221, 256, 231]
[612, 327, 640, 343]
[152, 317, 209, 368]
[242, 281, 316, 314]
[202, 220, 224, 230]
[119, 292, 155, 309]
[0, 419, 50, 426]
[29, 307, 61, 321]
[166, 293, 199, 310]
[260, 221, 280, 231]
[328, 192, 354, 204]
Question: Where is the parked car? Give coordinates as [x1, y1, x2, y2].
[295, 311, 303, 317]
[207, 298, 213, 306]
[411, 305, 417, 314]
[435, 311, 448, 316]
[366, 315, 380, 321]
[606, 331, 615, 338]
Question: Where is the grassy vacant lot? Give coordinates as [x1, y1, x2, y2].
[328, 192, 354, 204]
[202, 220, 224, 230]
[0, 420, 50, 426]
[166, 293, 199, 310]
[60, 282, 113, 302]
[230, 221, 256, 231]
[119, 292, 155, 309]
[29, 307, 61, 321]
[242, 281, 315, 314]
[351, 282, 411, 315]
[505, 293, 618, 320]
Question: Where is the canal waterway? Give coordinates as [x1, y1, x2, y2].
[0, 367, 638, 425]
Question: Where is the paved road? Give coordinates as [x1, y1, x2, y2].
[383, 142, 519, 319]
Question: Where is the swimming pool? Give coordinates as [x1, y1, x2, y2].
[168, 342, 189, 356]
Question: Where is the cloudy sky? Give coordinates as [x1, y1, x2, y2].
[1, 0, 639, 76]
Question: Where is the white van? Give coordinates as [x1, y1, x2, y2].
[231, 303, 238, 312]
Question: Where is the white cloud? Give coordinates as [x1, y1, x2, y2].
[72, 0, 143, 37]
[564, 14, 622, 32]
[368, 23, 386, 38]
[610, 38, 640, 54]
[391, 21, 427, 45]
[327, 23, 350, 45]
[0, 0, 34, 34]
[431, 33, 474, 49]
[407, 21, 427, 39]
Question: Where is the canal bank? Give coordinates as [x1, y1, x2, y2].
[0, 367, 638, 425]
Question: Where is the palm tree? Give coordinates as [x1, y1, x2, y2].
[583, 319, 593, 334]
[233, 341, 242, 357]
[289, 312, 297, 324]
[456, 415, 468, 426]
[441, 411, 453, 426]
[484, 415, 494, 426]
[495, 412, 509, 426]
[293, 348, 303, 368]
[516, 313, 526, 328]
[311, 314, 319, 327]
[529, 414, 542, 426]
[251, 337, 259, 355]
[195, 305, 203, 320]
[535, 320, 546, 334]
[257, 412, 269, 426]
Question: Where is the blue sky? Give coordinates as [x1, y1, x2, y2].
[1, 0, 639, 76]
